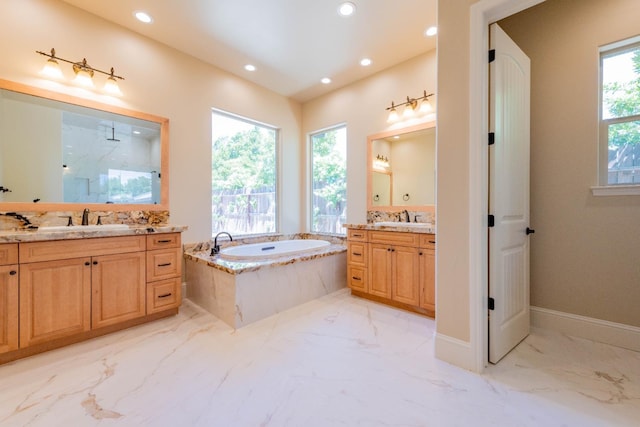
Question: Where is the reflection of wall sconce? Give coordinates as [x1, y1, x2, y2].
[36, 48, 124, 95]
[386, 90, 434, 123]
[402, 193, 410, 201]
[373, 154, 390, 171]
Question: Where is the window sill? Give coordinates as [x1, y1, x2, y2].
[591, 185, 640, 196]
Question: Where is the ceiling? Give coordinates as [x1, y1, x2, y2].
[60, 0, 437, 103]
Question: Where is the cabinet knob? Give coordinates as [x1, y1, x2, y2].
[85, 261, 91, 266]
[93, 261, 98, 265]
[9, 270, 17, 275]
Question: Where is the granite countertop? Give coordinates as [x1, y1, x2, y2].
[344, 223, 436, 234]
[0, 225, 188, 243]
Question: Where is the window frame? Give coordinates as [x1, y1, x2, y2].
[211, 108, 279, 236]
[594, 36, 640, 195]
[308, 124, 347, 235]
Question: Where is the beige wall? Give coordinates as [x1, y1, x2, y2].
[302, 52, 437, 227]
[0, 0, 302, 243]
[499, 0, 640, 327]
[435, 0, 476, 344]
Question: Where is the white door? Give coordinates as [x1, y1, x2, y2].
[489, 23, 531, 364]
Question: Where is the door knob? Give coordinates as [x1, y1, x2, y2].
[526, 227, 535, 235]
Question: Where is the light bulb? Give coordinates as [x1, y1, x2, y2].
[419, 99, 434, 114]
[42, 58, 63, 79]
[387, 108, 399, 123]
[104, 76, 122, 95]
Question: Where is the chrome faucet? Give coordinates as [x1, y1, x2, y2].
[402, 210, 410, 222]
[211, 231, 233, 256]
[81, 208, 90, 226]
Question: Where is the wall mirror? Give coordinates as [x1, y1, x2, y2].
[367, 121, 436, 211]
[0, 79, 169, 211]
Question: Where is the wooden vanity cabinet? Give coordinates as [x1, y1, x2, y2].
[19, 236, 147, 346]
[346, 228, 435, 317]
[0, 244, 19, 354]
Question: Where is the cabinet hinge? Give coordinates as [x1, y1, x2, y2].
[488, 297, 495, 311]
[489, 49, 496, 63]
[488, 214, 495, 228]
[488, 132, 495, 145]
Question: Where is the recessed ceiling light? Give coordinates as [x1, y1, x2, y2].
[321, 77, 332, 84]
[244, 64, 256, 72]
[425, 26, 437, 37]
[134, 11, 153, 24]
[338, 2, 356, 17]
[360, 58, 372, 67]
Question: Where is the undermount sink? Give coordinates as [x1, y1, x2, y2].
[38, 224, 129, 232]
[374, 221, 433, 228]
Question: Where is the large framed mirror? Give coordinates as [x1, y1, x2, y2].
[367, 120, 436, 211]
[0, 79, 169, 211]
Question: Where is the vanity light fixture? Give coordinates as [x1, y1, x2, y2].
[373, 154, 390, 171]
[36, 48, 125, 95]
[385, 90, 434, 123]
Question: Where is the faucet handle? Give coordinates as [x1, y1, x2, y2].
[59, 215, 73, 226]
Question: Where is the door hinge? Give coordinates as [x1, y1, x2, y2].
[489, 49, 496, 63]
[488, 214, 495, 227]
[488, 132, 495, 145]
[488, 297, 495, 311]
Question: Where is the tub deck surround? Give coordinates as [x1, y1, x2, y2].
[184, 234, 347, 328]
[184, 233, 346, 275]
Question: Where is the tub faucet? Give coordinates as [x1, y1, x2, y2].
[211, 231, 233, 256]
[82, 208, 90, 226]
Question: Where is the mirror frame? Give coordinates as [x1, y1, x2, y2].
[0, 79, 169, 212]
[366, 120, 436, 212]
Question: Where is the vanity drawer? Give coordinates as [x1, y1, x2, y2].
[369, 231, 419, 246]
[146, 247, 181, 282]
[347, 266, 368, 292]
[347, 242, 368, 266]
[147, 277, 181, 314]
[147, 233, 181, 250]
[0, 244, 18, 266]
[20, 236, 146, 263]
[347, 229, 368, 242]
[419, 234, 436, 249]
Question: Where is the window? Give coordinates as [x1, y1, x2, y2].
[211, 110, 277, 236]
[310, 125, 347, 234]
[599, 37, 640, 187]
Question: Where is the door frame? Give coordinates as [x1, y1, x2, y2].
[468, 0, 545, 371]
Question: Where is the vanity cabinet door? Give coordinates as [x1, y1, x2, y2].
[419, 248, 436, 312]
[92, 252, 146, 329]
[392, 245, 420, 306]
[19, 258, 91, 347]
[368, 243, 392, 299]
[0, 264, 19, 353]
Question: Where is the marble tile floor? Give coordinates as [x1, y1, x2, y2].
[0, 289, 638, 427]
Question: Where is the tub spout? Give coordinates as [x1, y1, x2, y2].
[211, 231, 233, 256]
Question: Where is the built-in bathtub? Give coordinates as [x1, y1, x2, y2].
[184, 234, 346, 328]
[219, 239, 330, 260]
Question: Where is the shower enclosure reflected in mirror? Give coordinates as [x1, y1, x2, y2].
[0, 79, 169, 211]
[367, 121, 436, 211]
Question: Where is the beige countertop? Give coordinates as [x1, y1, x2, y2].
[344, 223, 435, 234]
[0, 225, 188, 243]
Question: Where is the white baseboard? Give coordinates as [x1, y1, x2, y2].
[435, 333, 481, 373]
[531, 306, 640, 353]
